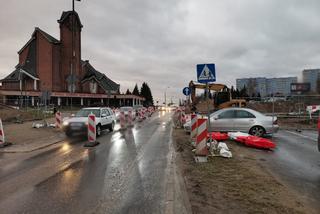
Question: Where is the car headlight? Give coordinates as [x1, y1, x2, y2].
[62, 121, 69, 126]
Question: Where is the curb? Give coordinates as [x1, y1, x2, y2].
[0, 139, 65, 153]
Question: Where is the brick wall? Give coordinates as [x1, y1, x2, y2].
[37, 31, 53, 91]
[60, 14, 82, 93]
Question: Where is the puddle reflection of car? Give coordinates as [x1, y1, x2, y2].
[184, 108, 279, 137]
[62, 107, 116, 137]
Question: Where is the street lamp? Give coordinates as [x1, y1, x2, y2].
[164, 86, 170, 107]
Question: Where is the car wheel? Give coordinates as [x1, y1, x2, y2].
[109, 122, 114, 132]
[66, 130, 72, 137]
[96, 124, 101, 137]
[249, 126, 265, 137]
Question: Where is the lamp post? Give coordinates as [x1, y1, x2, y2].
[164, 86, 170, 107]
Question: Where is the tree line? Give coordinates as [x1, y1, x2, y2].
[125, 82, 154, 106]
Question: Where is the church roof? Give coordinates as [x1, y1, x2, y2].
[81, 60, 120, 92]
[58, 11, 83, 28]
[18, 27, 60, 54]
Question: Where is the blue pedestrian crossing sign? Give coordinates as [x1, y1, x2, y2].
[182, 87, 191, 96]
[197, 64, 216, 83]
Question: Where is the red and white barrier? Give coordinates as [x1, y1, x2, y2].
[306, 105, 320, 113]
[127, 110, 133, 127]
[148, 107, 153, 117]
[139, 109, 145, 121]
[55, 111, 62, 129]
[120, 111, 126, 129]
[190, 114, 197, 142]
[195, 118, 208, 162]
[84, 113, 99, 147]
[307, 105, 320, 119]
[180, 111, 186, 125]
[0, 119, 6, 148]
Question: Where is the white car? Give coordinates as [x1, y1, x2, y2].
[119, 106, 136, 120]
[62, 107, 116, 137]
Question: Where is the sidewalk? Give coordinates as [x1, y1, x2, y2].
[1, 118, 66, 153]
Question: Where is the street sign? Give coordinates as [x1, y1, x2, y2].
[197, 64, 216, 83]
[183, 87, 191, 96]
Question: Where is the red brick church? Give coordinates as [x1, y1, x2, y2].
[0, 10, 143, 107]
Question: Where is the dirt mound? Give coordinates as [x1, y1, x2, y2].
[0, 105, 38, 123]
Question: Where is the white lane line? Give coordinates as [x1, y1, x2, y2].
[284, 130, 318, 142]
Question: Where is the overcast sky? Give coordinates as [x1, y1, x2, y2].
[1, 0, 320, 103]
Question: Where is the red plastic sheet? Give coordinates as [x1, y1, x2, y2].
[207, 132, 229, 141]
[235, 136, 276, 149]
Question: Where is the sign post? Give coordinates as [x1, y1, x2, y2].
[183, 87, 191, 105]
[196, 64, 216, 133]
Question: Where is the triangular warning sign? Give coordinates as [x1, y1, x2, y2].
[198, 65, 215, 81]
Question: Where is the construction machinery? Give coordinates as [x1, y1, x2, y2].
[188, 81, 246, 113]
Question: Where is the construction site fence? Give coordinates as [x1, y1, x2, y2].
[0, 97, 122, 111]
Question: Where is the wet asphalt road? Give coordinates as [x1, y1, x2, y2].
[0, 111, 174, 214]
[251, 130, 320, 209]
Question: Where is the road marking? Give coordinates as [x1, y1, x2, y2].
[284, 130, 317, 142]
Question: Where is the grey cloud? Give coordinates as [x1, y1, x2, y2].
[1, 0, 320, 103]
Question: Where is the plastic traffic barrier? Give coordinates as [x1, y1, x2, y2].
[55, 111, 62, 129]
[84, 113, 99, 147]
[190, 114, 197, 142]
[120, 111, 126, 129]
[127, 110, 133, 127]
[195, 118, 208, 162]
[0, 119, 7, 148]
[236, 136, 276, 149]
[228, 131, 250, 140]
[207, 132, 229, 141]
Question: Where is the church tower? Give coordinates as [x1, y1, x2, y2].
[58, 11, 83, 92]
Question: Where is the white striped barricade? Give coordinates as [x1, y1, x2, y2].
[138, 109, 144, 122]
[195, 118, 208, 162]
[147, 107, 152, 117]
[143, 108, 147, 119]
[55, 111, 62, 129]
[180, 111, 186, 126]
[0, 119, 9, 148]
[190, 114, 197, 145]
[84, 113, 99, 147]
[120, 111, 126, 129]
[127, 110, 133, 127]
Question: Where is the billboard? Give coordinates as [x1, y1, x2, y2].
[290, 83, 310, 92]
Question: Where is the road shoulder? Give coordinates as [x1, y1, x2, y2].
[172, 128, 316, 214]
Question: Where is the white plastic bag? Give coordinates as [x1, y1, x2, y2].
[220, 148, 232, 158]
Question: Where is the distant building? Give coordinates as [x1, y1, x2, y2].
[236, 77, 297, 97]
[0, 10, 144, 107]
[302, 69, 320, 93]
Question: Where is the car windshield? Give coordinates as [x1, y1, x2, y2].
[120, 107, 132, 112]
[75, 109, 100, 117]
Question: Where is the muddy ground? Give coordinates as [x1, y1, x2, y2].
[173, 129, 317, 214]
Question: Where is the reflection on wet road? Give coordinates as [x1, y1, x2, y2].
[0, 111, 173, 214]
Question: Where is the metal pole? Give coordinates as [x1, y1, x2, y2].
[272, 94, 275, 138]
[207, 83, 211, 131]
